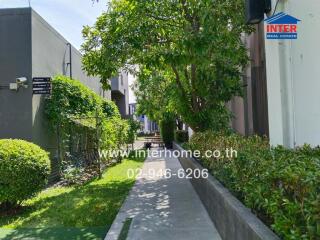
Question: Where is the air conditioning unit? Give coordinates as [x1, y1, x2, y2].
[246, 0, 272, 24]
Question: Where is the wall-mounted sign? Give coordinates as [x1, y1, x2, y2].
[33, 77, 51, 82]
[32, 77, 51, 95]
[33, 89, 51, 95]
[265, 12, 301, 40]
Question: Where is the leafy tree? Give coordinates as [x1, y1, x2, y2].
[83, 0, 252, 132]
[134, 66, 176, 122]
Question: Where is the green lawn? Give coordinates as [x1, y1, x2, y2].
[0, 151, 145, 240]
[136, 136, 146, 141]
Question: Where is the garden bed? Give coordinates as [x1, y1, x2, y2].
[173, 142, 279, 240]
[175, 131, 320, 240]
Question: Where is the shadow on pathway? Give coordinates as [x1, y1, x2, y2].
[106, 148, 221, 240]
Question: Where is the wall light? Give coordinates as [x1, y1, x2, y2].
[246, 0, 272, 24]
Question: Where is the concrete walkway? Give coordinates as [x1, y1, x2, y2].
[105, 148, 221, 240]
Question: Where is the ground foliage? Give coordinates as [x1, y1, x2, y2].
[189, 131, 320, 240]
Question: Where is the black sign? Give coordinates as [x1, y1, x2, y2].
[33, 83, 51, 88]
[33, 89, 51, 95]
[33, 77, 51, 83]
[33, 77, 52, 95]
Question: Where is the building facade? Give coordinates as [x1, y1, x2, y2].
[0, 8, 129, 151]
[111, 72, 129, 117]
[264, 0, 320, 147]
[232, 0, 320, 148]
[230, 22, 269, 138]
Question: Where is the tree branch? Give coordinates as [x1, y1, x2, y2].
[180, 0, 193, 23]
[171, 65, 184, 93]
[190, 64, 199, 112]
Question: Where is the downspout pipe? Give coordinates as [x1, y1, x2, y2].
[67, 43, 72, 79]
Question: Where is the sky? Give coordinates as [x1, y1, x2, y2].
[0, 0, 136, 103]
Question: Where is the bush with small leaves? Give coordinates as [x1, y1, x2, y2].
[189, 131, 320, 240]
[160, 115, 175, 149]
[0, 139, 50, 207]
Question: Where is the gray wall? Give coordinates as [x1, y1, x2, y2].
[31, 9, 104, 94]
[111, 71, 129, 117]
[0, 8, 110, 156]
[30, 9, 107, 151]
[0, 8, 32, 140]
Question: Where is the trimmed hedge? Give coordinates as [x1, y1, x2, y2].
[0, 139, 50, 206]
[174, 130, 189, 143]
[188, 131, 320, 240]
[160, 118, 175, 148]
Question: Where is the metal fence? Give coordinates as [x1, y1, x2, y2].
[50, 115, 103, 183]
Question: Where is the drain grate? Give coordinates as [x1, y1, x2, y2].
[117, 218, 133, 240]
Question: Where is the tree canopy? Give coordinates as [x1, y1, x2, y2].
[82, 0, 253, 131]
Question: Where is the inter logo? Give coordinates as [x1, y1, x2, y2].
[265, 12, 301, 40]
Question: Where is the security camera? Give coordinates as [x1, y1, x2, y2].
[16, 77, 28, 88]
[16, 77, 28, 84]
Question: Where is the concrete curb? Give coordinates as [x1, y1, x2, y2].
[173, 142, 280, 240]
[104, 183, 136, 240]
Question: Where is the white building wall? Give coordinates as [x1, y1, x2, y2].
[144, 116, 149, 133]
[265, 0, 320, 147]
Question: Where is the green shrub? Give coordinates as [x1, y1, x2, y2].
[160, 117, 175, 148]
[174, 130, 189, 143]
[102, 99, 121, 119]
[115, 119, 129, 148]
[189, 131, 320, 240]
[45, 75, 123, 164]
[45, 75, 120, 125]
[0, 139, 50, 206]
[126, 119, 141, 145]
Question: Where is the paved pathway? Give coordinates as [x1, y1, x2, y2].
[105, 148, 221, 240]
